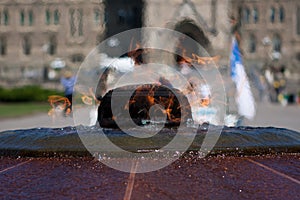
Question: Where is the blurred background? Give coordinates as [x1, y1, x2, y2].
[0, 0, 299, 132]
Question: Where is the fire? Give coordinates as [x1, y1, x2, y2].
[78, 87, 100, 106]
[164, 94, 174, 120]
[94, 41, 224, 127]
[81, 95, 93, 105]
[47, 95, 71, 117]
[147, 95, 155, 105]
[174, 46, 223, 124]
[99, 84, 190, 127]
[128, 39, 144, 65]
[146, 85, 156, 105]
[200, 98, 210, 107]
[192, 54, 220, 65]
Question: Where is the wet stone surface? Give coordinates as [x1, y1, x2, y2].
[0, 154, 299, 199]
[0, 157, 128, 199]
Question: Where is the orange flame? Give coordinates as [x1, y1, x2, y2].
[128, 39, 144, 65]
[47, 95, 71, 117]
[79, 87, 100, 106]
[81, 95, 93, 105]
[200, 98, 211, 107]
[192, 54, 220, 65]
[146, 85, 156, 105]
[177, 44, 220, 66]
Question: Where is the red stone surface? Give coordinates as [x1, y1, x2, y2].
[0, 154, 299, 199]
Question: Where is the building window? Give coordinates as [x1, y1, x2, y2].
[243, 7, 251, 23]
[3, 9, 9, 25]
[69, 8, 76, 36]
[104, 12, 108, 24]
[117, 9, 127, 24]
[252, 8, 259, 23]
[28, 10, 34, 26]
[45, 9, 51, 25]
[248, 34, 256, 53]
[23, 36, 31, 55]
[238, 6, 243, 24]
[273, 34, 281, 52]
[279, 6, 285, 23]
[94, 9, 101, 26]
[0, 36, 7, 56]
[71, 54, 84, 63]
[78, 9, 83, 36]
[298, 7, 300, 35]
[20, 10, 25, 26]
[69, 8, 83, 37]
[296, 52, 300, 61]
[270, 7, 275, 23]
[54, 9, 60, 25]
[48, 35, 57, 55]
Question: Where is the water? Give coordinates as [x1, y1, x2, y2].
[0, 125, 299, 157]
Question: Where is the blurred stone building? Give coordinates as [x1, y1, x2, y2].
[231, 0, 300, 75]
[0, 0, 105, 85]
[0, 0, 299, 85]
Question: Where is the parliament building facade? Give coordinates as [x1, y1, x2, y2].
[0, 0, 299, 85]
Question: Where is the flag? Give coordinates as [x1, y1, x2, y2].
[230, 37, 255, 120]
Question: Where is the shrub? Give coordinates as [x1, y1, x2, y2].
[0, 85, 64, 102]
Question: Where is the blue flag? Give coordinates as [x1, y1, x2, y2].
[230, 38, 243, 82]
[230, 37, 256, 120]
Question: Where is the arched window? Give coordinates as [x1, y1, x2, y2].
[94, 8, 101, 26]
[252, 7, 259, 23]
[297, 7, 300, 35]
[45, 9, 51, 25]
[22, 36, 31, 55]
[28, 10, 34, 26]
[78, 9, 83, 36]
[3, 8, 9, 25]
[117, 9, 126, 24]
[69, 8, 75, 36]
[279, 6, 285, 22]
[238, 6, 243, 24]
[248, 34, 256, 53]
[273, 34, 281, 52]
[20, 10, 25, 25]
[104, 12, 108, 24]
[296, 52, 300, 62]
[270, 7, 275, 23]
[243, 7, 251, 23]
[48, 35, 57, 55]
[69, 8, 83, 37]
[54, 9, 60, 25]
[0, 36, 6, 55]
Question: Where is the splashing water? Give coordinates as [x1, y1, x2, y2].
[0, 126, 299, 157]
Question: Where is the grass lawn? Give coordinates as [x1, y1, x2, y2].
[0, 103, 50, 119]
